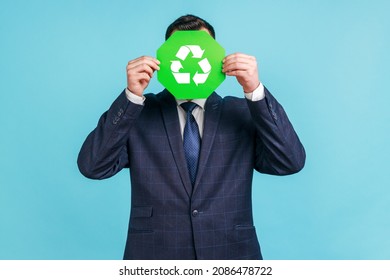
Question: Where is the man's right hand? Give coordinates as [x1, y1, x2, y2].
[126, 56, 160, 97]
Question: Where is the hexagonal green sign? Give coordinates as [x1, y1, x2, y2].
[157, 31, 226, 99]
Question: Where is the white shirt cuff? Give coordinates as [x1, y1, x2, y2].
[244, 82, 265, 101]
[125, 88, 145, 105]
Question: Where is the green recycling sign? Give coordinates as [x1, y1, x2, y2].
[157, 31, 226, 99]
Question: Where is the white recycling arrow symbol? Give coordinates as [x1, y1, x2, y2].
[170, 45, 211, 86]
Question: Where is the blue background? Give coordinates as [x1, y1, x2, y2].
[1, 0, 389, 260]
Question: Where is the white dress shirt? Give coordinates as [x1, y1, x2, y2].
[125, 83, 265, 139]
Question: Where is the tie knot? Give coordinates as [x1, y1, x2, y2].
[180, 102, 197, 113]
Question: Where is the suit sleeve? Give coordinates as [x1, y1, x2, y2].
[77, 90, 144, 179]
[246, 87, 306, 175]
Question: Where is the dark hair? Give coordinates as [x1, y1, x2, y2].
[165, 14, 215, 40]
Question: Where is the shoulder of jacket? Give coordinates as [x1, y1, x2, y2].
[222, 95, 247, 108]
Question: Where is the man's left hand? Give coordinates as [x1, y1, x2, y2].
[222, 53, 260, 93]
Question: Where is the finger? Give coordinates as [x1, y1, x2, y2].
[128, 60, 160, 72]
[134, 56, 160, 66]
[137, 72, 152, 82]
[128, 73, 151, 85]
[225, 69, 251, 76]
[223, 56, 255, 69]
[222, 62, 253, 73]
[127, 56, 160, 71]
[223, 57, 256, 73]
[129, 55, 160, 65]
[127, 63, 159, 78]
[128, 64, 155, 77]
[223, 53, 256, 63]
[224, 58, 255, 68]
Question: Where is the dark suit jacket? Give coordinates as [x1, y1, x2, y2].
[77, 87, 305, 260]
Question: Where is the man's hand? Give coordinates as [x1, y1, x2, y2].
[222, 53, 260, 93]
[126, 56, 160, 97]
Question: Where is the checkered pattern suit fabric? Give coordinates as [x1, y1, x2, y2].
[78, 88, 305, 259]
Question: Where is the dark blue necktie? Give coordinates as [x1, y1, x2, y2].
[181, 102, 201, 186]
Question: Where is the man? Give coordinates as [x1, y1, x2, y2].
[77, 14, 305, 260]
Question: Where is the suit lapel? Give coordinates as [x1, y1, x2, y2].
[159, 90, 193, 197]
[193, 92, 223, 194]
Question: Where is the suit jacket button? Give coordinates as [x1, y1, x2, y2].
[192, 210, 199, 217]
[112, 116, 120, 124]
